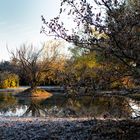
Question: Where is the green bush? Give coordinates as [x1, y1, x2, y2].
[0, 72, 19, 88]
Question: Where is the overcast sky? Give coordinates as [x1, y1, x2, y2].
[0, 0, 60, 61]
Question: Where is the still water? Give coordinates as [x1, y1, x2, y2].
[0, 92, 140, 118]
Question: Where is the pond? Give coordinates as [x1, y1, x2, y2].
[0, 92, 140, 119]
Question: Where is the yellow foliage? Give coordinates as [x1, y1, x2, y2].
[74, 52, 99, 69]
[10, 81, 17, 87]
[0, 72, 19, 89]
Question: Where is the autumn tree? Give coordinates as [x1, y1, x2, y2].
[10, 44, 44, 88]
[42, 40, 66, 85]
[10, 41, 66, 89]
[41, 0, 140, 91]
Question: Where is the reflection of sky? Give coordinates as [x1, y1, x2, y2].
[0, 105, 28, 117]
[129, 100, 140, 118]
[0, 97, 140, 118]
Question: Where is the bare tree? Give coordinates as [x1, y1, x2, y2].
[10, 41, 65, 89]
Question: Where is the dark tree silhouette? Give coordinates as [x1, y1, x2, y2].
[41, 0, 140, 85]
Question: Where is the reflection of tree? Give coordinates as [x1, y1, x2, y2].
[41, 95, 68, 108]
[63, 96, 133, 118]
[22, 98, 47, 117]
[0, 93, 17, 113]
[10, 94, 139, 118]
[41, 95, 134, 118]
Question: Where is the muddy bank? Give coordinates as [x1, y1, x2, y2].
[0, 117, 140, 140]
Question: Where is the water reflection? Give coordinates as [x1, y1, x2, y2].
[0, 93, 17, 114]
[0, 92, 140, 118]
[42, 96, 131, 118]
[22, 98, 47, 117]
[129, 99, 140, 118]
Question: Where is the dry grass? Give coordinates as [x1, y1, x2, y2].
[15, 88, 52, 97]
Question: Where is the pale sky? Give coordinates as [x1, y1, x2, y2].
[0, 0, 101, 61]
[0, 0, 60, 61]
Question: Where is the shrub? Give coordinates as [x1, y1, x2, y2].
[0, 72, 19, 88]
